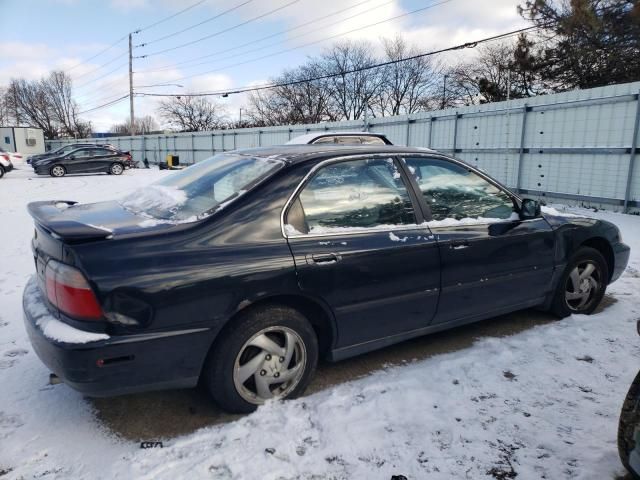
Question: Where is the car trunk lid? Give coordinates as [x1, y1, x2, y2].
[27, 200, 184, 243]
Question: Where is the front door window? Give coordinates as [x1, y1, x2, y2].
[403, 157, 515, 222]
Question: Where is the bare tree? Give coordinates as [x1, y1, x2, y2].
[111, 115, 159, 135]
[43, 71, 92, 138]
[3, 71, 92, 139]
[447, 38, 545, 106]
[320, 41, 384, 120]
[157, 96, 226, 131]
[375, 36, 442, 116]
[5, 78, 58, 138]
[248, 61, 338, 126]
[0, 87, 10, 126]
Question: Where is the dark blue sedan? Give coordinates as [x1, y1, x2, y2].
[23, 145, 630, 413]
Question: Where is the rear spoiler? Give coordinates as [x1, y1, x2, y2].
[27, 201, 113, 242]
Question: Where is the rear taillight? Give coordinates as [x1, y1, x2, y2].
[45, 260, 103, 320]
[1, 154, 8, 161]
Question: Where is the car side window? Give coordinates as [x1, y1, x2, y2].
[403, 157, 515, 222]
[70, 149, 89, 157]
[289, 157, 416, 234]
[358, 136, 386, 145]
[311, 136, 336, 144]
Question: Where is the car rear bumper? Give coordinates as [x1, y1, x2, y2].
[611, 241, 631, 283]
[23, 278, 214, 396]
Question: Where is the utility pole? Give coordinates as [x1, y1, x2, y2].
[128, 33, 135, 136]
[441, 74, 448, 110]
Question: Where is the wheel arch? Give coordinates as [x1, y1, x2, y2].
[232, 294, 337, 358]
[198, 292, 337, 383]
[581, 236, 614, 282]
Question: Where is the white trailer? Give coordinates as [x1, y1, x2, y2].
[0, 127, 45, 154]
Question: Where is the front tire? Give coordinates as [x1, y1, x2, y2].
[50, 165, 66, 177]
[618, 370, 640, 480]
[203, 305, 319, 414]
[549, 246, 608, 318]
[109, 163, 124, 175]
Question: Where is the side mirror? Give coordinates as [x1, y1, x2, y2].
[520, 198, 541, 219]
[68, 155, 74, 160]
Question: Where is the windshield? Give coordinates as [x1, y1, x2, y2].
[120, 153, 282, 222]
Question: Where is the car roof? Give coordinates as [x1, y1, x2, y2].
[58, 143, 116, 148]
[286, 131, 390, 145]
[231, 144, 439, 165]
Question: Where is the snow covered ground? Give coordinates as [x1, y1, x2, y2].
[1, 164, 640, 479]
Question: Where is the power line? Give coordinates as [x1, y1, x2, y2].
[136, 0, 253, 48]
[72, 51, 128, 82]
[66, 36, 128, 72]
[137, 25, 542, 99]
[141, 0, 453, 86]
[134, 0, 209, 34]
[69, 0, 212, 81]
[78, 89, 131, 107]
[77, 94, 130, 115]
[136, 0, 383, 74]
[137, 0, 302, 58]
[75, 60, 128, 90]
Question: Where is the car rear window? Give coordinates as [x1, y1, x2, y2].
[311, 135, 386, 145]
[120, 153, 282, 222]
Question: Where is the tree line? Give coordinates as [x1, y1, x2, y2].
[1, 0, 638, 138]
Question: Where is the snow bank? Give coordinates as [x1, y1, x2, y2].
[1, 169, 639, 480]
[23, 277, 109, 344]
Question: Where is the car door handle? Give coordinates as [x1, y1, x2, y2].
[306, 253, 341, 265]
[450, 239, 470, 250]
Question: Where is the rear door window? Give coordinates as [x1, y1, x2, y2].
[288, 157, 416, 235]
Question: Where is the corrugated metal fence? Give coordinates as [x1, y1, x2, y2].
[48, 81, 640, 212]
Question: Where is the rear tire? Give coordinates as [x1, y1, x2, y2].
[50, 165, 66, 177]
[202, 305, 318, 414]
[618, 370, 640, 480]
[109, 163, 124, 175]
[0, 165, 4, 178]
[549, 246, 608, 318]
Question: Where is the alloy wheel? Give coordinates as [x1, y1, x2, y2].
[233, 326, 307, 405]
[51, 165, 65, 177]
[565, 260, 602, 312]
[111, 163, 123, 175]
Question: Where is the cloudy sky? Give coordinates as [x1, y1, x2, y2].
[1, 0, 528, 131]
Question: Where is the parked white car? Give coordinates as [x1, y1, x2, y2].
[286, 131, 392, 145]
[0, 147, 24, 163]
[0, 148, 14, 178]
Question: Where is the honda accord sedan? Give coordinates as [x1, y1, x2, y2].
[23, 145, 630, 413]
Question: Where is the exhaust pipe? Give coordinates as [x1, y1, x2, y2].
[49, 373, 62, 385]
